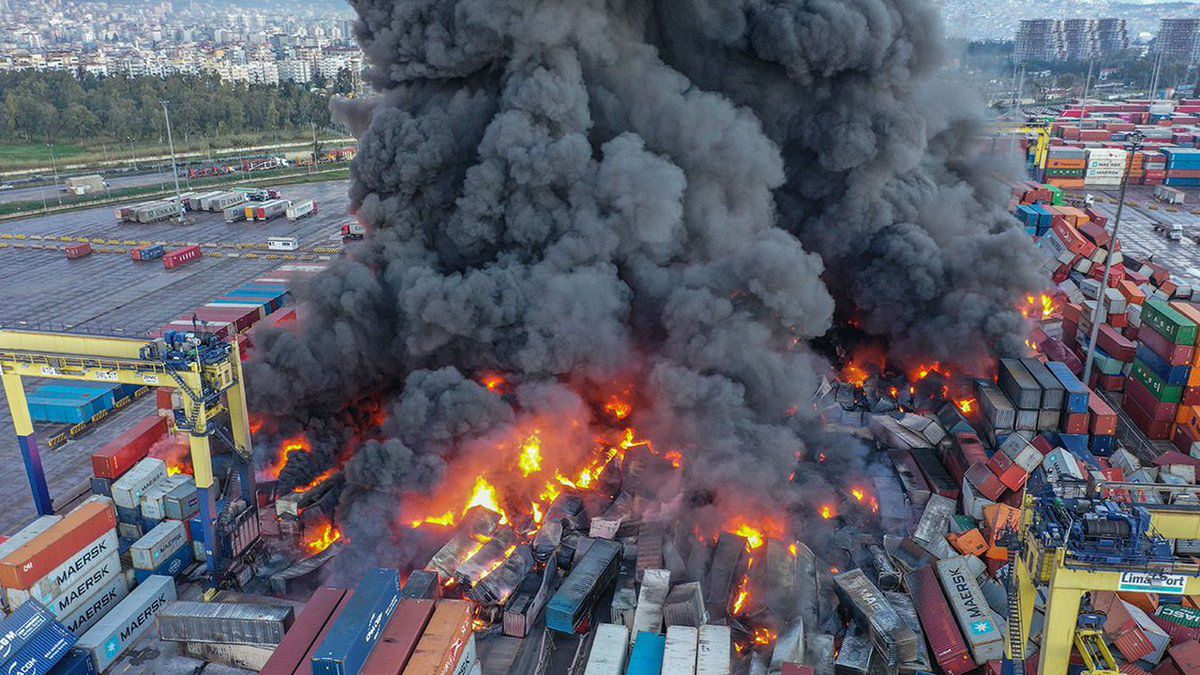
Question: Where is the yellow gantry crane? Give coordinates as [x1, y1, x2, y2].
[1007, 482, 1200, 675]
[0, 328, 255, 583]
[991, 122, 1054, 171]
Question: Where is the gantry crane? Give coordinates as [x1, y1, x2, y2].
[1005, 475, 1200, 675]
[990, 122, 1054, 171]
[0, 328, 256, 583]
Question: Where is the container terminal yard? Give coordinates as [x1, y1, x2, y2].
[10, 27, 1200, 675]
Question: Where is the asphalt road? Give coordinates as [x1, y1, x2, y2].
[0, 171, 177, 205]
[1074, 185, 1200, 290]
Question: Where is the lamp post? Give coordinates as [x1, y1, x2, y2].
[160, 100, 184, 222]
[47, 143, 62, 206]
[1082, 130, 1144, 386]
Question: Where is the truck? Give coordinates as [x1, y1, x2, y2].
[225, 204, 248, 223]
[64, 174, 107, 195]
[286, 200, 317, 220]
[131, 245, 165, 261]
[1156, 184, 1186, 205]
[66, 243, 92, 260]
[253, 199, 290, 222]
[341, 223, 366, 240]
[134, 201, 183, 223]
[209, 192, 248, 212]
[1153, 221, 1184, 241]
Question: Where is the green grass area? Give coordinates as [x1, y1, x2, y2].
[0, 144, 87, 166]
[0, 166, 350, 219]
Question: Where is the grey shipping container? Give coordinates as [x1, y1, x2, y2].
[885, 591, 932, 673]
[59, 573, 129, 636]
[1020, 358, 1066, 410]
[998, 359, 1041, 410]
[934, 556, 1003, 663]
[584, 623, 630, 675]
[400, 570, 440, 601]
[977, 384, 1016, 430]
[834, 626, 876, 675]
[833, 569, 919, 667]
[156, 601, 295, 647]
[75, 575, 176, 672]
[696, 624, 731, 675]
[546, 539, 622, 634]
[223, 204, 247, 223]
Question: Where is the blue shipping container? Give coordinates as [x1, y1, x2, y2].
[47, 649, 97, 675]
[546, 539, 622, 634]
[1136, 345, 1191, 386]
[1045, 362, 1090, 414]
[0, 602, 75, 674]
[132, 545, 193, 584]
[311, 568, 401, 675]
[625, 632, 666, 675]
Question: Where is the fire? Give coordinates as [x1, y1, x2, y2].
[851, 488, 865, 502]
[734, 524, 765, 550]
[604, 395, 632, 420]
[465, 475, 508, 523]
[480, 373, 508, 393]
[820, 505, 834, 519]
[304, 523, 341, 554]
[297, 468, 336, 492]
[788, 543, 798, 556]
[957, 398, 976, 414]
[249, 415, 265, 435]
[1022, 293, 1057, 319]
[842, 362, 869, 388]
[517, 434, 543, 476]
[830, 566, 839, 574]
[261, 434, 312, 480]
[752, 627, 778, 645]
[731, 575, 750, 615]
[531, 502, 544, 525]
[411, 511, 455, 529]
[664, 450, 683, 469]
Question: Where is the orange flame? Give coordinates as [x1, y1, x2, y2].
[1022, 293, 1056, 319]
[517, 434, 543, 477]
[821, 505, 834, 519]
[734, 524, 765, 550]
[731, 574, 750, 615]
[664, 450, 683, 469]
[788, 543, 798, 556]
[411, 511, 455, 529]
[957, 398, 976, 414]
[297, 468, 336, 493]
[304, 523, 341, 554]
[262, 434, 311, 480]
[753, 627, 778, 645]
[465, 475, 508, 524]
[480, 373, 508, 393]
[851, 488, 865, 502]
[604, 395, 632, 421]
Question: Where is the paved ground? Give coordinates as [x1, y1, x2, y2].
[0, 171, 178, 205]
[1078, 185, 1200, 290]
[0, 178, 351, 533]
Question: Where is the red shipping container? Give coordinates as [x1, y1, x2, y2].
[195, 305, 262, 332]
[1111, 313, 1130, 329]
[1089, 395, 1119, 435]
[906, 566, 974, 675]
[781, 667, 815, 675]
[156, 387, 174, 412]
[0, 499, 116, 589]
[163, 245, 202, 270]
[66, 243, 92, 259]
[91, 415, 168, 479]
[1123, 392, 1174, 440]
[1173, 425, 1198, 455]
[1167, 640, 1200, 673]
[1031, 434, 1054, 456]
[294, 590, 355, 675]
[360, 600, 435, 675]
[260, 588, 348, 675]
[1184, 387, 1200, 406]
[986, 451, 1030, 491]
[1098, 324, 1137, 362]
[966, 460, 1007, 501]
[1062, 411, 1090, 434]
[1126, 377, 1179, 422]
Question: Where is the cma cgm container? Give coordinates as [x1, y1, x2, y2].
[906, 566, 973, 674]
[163, 245, 202, 270]
[935, 556, 1004, 663]
[626, 632, 666, 675]
[0, 601, 76, 674]
[130, 245, 164, 261]
[547, 539, 622, 634]
[75, 575, 175, 672]
[311, 568, 402, 674]
[259, 588, 348, 675]
[360, 600, 435, 674]
[41, 648, 96, 675]
[0, 600, 70, 663]
[92, 416, 167, 480]
[584, 623, 629, 675]
[400, 600, 475, 675]
[0, 498, 116, 591]
[66, 243, 92, 260]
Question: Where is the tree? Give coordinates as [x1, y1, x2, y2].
[333, 67, 355, 95]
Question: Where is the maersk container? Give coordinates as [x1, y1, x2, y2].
[58, 574, 129, 636]
[695, 625, 730, 675]
[935, 556, 1003, 663]
[547, 539, 621, 634]
[662, 625, 698, 675]
[44, 648, 96, 675]
[1, 604, 76, 675]
[139, 475, 192, 521]
[75, 575, 175, 672]
[156, 601, 295, 647]
[162, 481, 200, 521]
[7, 545, 121, 619]
[110, 458, 168, 511]
[906, 566, 973, 674]
[583, 623, 629, 675]
[311, 567, 402, 675]
[0, 498, 116, 592]
[132, 544, 192, 583]
[130, 520, 187, 571]
[626, 632, 666, 675]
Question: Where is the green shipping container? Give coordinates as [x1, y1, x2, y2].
[1131, 359, 1184, 403]
[1045, 185, 1065, 206]
[1158, 604, 1200, 628]
[1143, 299, 1198, 346]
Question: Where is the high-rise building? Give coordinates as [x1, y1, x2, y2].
[1013, 18, 1128, 63]
[1155, 18, 1200, 64]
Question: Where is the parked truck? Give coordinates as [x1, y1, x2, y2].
[285, 200, 317, 220]
[64, 174, 107, 195]
[341, 223, 366, 240]
[1153, 221, 1184, 241]
[253, 199, 290, 221]
[208, 192, 248, 212]
[1156, 184, 1186, 205]
[225, 204, 248, 223]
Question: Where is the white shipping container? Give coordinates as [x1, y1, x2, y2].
[59, 572, 130, 636]
[224, 204, 247, 223]
[935, 556, 1004, 663]
[111, 458, 168, 510]
[663, 625, 698, 675]
[40, 551, 123, 620]
[696, 625, 731, 675]
[139, 475, 191, 521]
[285, 199, 316, 220]
[130, 520, 187, 571]
[631, 568, 671, 643]
[584, 623, 630, 675]
[2, 529, 119, 609]
[76, 574, 176, 672]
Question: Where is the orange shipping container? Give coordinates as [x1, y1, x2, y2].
[401, 601, 474, 675]
[0, 498, 116, 589]
[948, 529, 988, 556]
[982, 504, 1021, 547]
[1117, 592, 1159, 616]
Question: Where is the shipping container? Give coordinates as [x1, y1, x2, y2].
[998, 358, 1042, 410]
[311, 568, 402, 675]
[547, 539, 622, 634]
[286, 200, 318, 220]
[627, 632, 666, 675]
[833, 568, 919, 666]
[137, 474, 189, 521]
[4, 540, 121, 618]
[75, 575, 175, 672]
[162, 481, 200, 521]
[631, 568, 670, 643]
[45, 648, 97, 675]
[401, 571, 440, 601]
[254, 200, 290, 221]
[0, 601, 67, 663]
[260, 588, 347, 675]
[662, 625, 698, 675]
[110, 458, 168, 511]
[0, 498, 116, 591]
[58, 574, 128, 637]
[130, 520, 187, 572]
[156, 601, 294, 647]
[210, 192, 248, 212]
[359, 600, 435, 675]
[834, 627, 875, 675]
[224, 204, 247, 223]
[130, 245, 165, 261]
[696, 624, 731, 675]
[0, 518, 62, 565]
[400, 600, 475, 675]
[163, 245, 202, 270]
[584, 623, 630, 675]
[935, 556, 1003, 663]
[1, 604, 76, 675]
[1045, 362, 1090, 413]
[65, 244, 92, 260]
[1020, 357, 1066, 409]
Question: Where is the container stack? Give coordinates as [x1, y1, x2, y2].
[1163, 148, 1200, 188]
[1143, 150, 1167, 186]
[0, 600, 78, 673]
[1126, 299, 1198, 441]
[1085, 148, 1127, 188]
[1043, 147, 1086, 188]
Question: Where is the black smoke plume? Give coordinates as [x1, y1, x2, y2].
[246, 0, 1043, 576]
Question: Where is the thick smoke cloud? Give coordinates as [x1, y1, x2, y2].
[246, 0, 1042, 573]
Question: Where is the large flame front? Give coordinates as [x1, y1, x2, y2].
[305, 523, 342, 554]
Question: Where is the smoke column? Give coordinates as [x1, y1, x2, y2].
[246, 0, 1044, 575]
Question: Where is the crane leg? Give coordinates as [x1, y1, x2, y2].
[1039, 585, 1084, 675]
[188, 432, 221, 583]
[3, 374, 52, 515]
